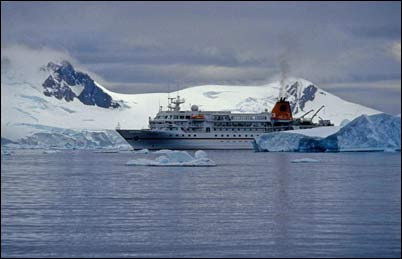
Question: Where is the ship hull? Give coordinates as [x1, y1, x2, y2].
[116, 129, 254, 150]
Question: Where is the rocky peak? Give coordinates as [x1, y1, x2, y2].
[42, 61, 120, 109]
[284, 80, 318, 114]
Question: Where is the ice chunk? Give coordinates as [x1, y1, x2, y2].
[133, 149, 149, 154]
[42, 150, 60, 154]
[291, 158, 320, 163]
[153, 149, 173, 154]
[1, 149, 13, 156]
[93, 148, 119, 153]
[126, 150, 216, 167]
[194, 150, 208, 159]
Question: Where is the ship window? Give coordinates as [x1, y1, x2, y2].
[176, 134, 179, 137]
[245, 135, 248, 137]
[182, 134, 185, 137]
[188, 134, 191, 137]
[206, 127, 210, 133]
[186, 116, 190, 119]
[169, 134, 172, 137]
[251, 135, 254, 137]
[215, 135, 218, 137]
[180, 116, 184, 119]
[194, 134, 197, 137]
[221, 134, 224, 137]
[233, 135, 236, 137]
[227, 135, 229, 137]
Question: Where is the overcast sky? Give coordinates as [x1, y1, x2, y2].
[1, 1, 401, 114]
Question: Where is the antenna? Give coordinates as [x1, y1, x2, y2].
[167, 84, 170, 110]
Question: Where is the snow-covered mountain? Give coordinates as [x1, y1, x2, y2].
[1, 58, 381, 148]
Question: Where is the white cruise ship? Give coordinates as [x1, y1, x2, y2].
[116, 95, 333, 150]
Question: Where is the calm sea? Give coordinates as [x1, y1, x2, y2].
[1, 150, 401, 258]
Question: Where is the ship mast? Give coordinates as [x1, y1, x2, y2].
[168, 94, 185, 111]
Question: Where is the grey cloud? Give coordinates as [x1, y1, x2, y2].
[1, 1, 401, 113]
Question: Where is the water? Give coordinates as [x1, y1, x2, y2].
[1, 150, 401, 258]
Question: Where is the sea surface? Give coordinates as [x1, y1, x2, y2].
[1, 150, 401, 258]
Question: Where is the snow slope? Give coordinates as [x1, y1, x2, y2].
[1, 56, 381, 148]
[254, 113, 401, 152]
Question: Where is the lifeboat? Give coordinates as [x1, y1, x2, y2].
[191, 114, 205, 120]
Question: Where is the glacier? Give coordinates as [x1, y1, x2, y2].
[254, 113, 401, 152]
[126, 150, 216, 167]
[1, 123, 129, 150]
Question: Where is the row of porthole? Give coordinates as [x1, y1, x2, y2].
[169, 134, 197, 137]
[215, 134, 259, 137]
[220, 140, 250, 142]
[167, 134, 260, 138]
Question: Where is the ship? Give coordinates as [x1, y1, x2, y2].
[116, 93, 333, 150]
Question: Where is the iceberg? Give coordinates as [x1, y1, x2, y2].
[254, 113, 401, 152]
[126, 150, 216, 167]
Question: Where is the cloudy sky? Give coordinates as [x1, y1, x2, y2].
[2, 1, 401, 114]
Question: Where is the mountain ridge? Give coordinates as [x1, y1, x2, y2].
[1, 60, 381, 146]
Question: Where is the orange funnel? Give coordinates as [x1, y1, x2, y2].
[271, 98, 293, 121]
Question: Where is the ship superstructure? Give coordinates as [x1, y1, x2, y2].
[117, 94, 333, 150]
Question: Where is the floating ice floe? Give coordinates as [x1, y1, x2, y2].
[291, 158, 320, 163]
[254, 113, 401, 152]
[1, 149, 13, 156]
[132, 149, 149, 154]
[93, 149, 119, 153]
[126, 150, 216, 167]
[42, 150, 60, 154]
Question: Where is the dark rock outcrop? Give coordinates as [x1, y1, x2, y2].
[42, 61, 120, 109]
